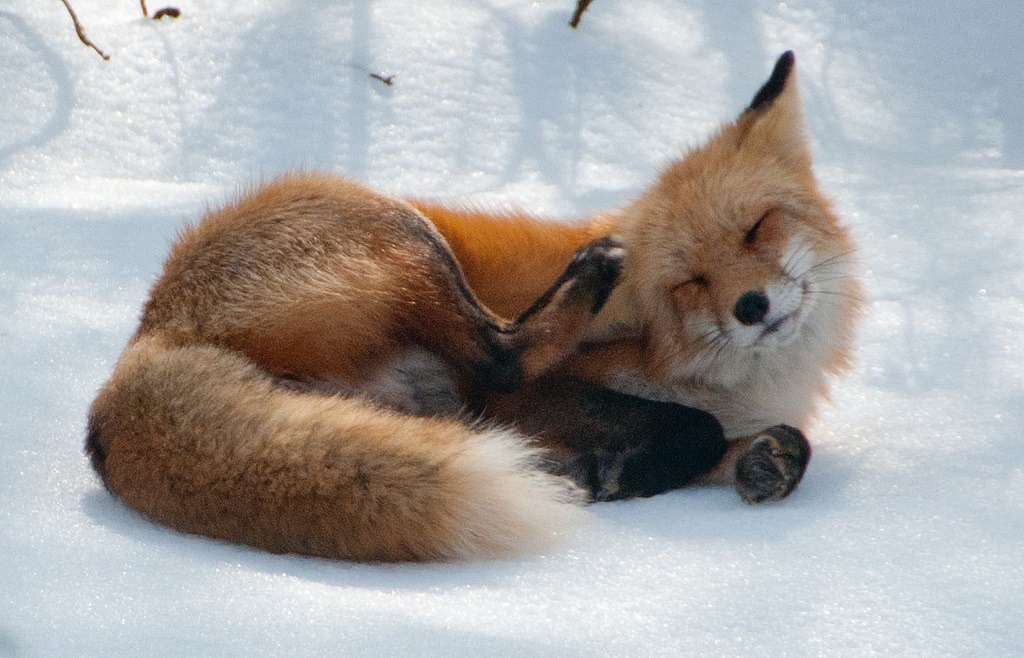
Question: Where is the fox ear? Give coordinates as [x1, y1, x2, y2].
[735, 51, 809, 165]
[744, 50, 795, 116]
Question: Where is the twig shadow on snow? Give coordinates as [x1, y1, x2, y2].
[178, 1, 692, 211]
[0, 11, 75, 169]
[0, 628, 26, 658]
[179, 2, 369, 181]
[857, 166, 1024, 400]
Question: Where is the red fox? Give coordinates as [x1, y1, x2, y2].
[87, 52, 862, 561]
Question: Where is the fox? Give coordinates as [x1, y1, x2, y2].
[86, 51, 862, 561]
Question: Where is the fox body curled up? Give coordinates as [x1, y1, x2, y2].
[87, 180, 624, 561]
[87, 52, 862, 561]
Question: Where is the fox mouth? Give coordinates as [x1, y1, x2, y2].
[753, 308, 803, 348]
[763, 314, 790, 336]
[752, 278, 812, 347]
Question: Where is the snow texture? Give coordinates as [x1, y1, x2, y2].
[2, 0, 1022, 655]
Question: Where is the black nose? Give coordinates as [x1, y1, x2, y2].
[734, 290, 769, 325]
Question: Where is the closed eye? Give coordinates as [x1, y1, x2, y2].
[744, 211, 770, 246]
[682, 274, 709, 287]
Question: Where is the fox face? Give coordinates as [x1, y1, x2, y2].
[669, 206, 827, 352]
[619, 53, 861, 396]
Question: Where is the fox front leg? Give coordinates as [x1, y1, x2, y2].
[485, 377, 730, 501]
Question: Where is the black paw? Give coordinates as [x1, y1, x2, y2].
[564, 235, 625, 314]
[735, 425, 811, 504]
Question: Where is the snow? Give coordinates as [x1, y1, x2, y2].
[2, 0, 1022, 655]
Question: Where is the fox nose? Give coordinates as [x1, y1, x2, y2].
[734, 290, 770, 325]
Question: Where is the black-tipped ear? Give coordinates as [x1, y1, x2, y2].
[744, 51, 795, 115]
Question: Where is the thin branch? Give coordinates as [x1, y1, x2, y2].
[140, 0, 148, 18]
[369, 72, 395, 87]
[59, 0, 109, 60]
[569, 0, 594, 29]
[153, 7, 181, 19]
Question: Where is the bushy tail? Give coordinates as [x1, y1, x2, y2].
[86, 335, 586, 561]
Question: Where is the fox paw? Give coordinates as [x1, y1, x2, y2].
[565, 236, 625, 314]
[735, 425, 811, 504]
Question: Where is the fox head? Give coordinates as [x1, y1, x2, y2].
[617, 52, 862, 387]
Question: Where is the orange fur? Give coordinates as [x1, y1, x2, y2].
[408, 203, 599, 317]
[88, 174, 619, 561]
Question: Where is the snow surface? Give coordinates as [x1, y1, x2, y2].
[2, 0, 1023, 655]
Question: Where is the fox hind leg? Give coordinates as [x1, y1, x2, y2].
[483, 236, 624, 392]
[414, 230, 624, 394]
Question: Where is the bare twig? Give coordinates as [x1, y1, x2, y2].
[140, 0, 148, 17]
[59, 0, 109, 60]
[569, 0, 594, 28]
[153, 7, 181, 19]
[369, 72, 395, 87]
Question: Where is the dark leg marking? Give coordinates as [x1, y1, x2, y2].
[589, 388, 727, 501]
[495, 378, 728, 501]
[411, 206, 623, 395]
[475, 237, 623, 393]
[515, 235, 624, 324]
[476, 345, 524, 394]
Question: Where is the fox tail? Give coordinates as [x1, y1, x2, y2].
[86, 334, 587, 561]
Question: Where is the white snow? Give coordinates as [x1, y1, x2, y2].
[2, 0, 1023, 655]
